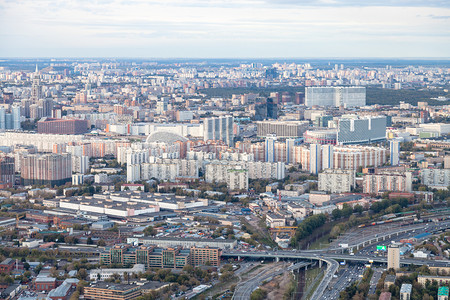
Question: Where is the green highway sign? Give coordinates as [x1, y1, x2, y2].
[376, 245, 387, 251]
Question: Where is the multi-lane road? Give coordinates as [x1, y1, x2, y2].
[321, 264, 365, 300]
[232, 262, 288, 300]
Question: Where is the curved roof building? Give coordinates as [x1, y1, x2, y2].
[146, 131, 188, 144]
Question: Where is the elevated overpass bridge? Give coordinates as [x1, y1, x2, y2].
[222, 251, 450, 268]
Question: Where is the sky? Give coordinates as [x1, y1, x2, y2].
[0, 0, 449, 58]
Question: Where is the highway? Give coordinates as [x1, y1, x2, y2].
[327, 220, 450, 251]
[222, 251, 450, 267]
[232, 262, 288, 300]
[309, 258, 339, 300]
[321, 263, 364, 300]
[232, 261, 311, 299]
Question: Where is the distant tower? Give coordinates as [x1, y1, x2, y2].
[265, 134, 277, 162]
[31, 65, 41, 103]
[310, 144, 322, 175]
[12, 106, 21, 130]
[390, 140, 400, 166]
[285, 138, 295, 164]
[322, 144, 334, 170]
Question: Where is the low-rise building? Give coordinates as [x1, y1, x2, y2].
[0, 258, 16, 273]
[48, 278, 79, 300]
[127, 237, 237, 250]
[384, 274, 396, 289]
[417, 275, 450, 286]
[34, 276, 57, 292]
[84, 282, 142, 300]
[400, 283, 412, 300]
[266, 213, 286, 228]
[308, 192, 331, 207]
[89, 264, 146, 281]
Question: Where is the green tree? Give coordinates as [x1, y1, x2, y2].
[250, 288, 267, 300]
[77, 268, 88, 280]
[143, 226, 157, 237]
[332, 208, 342, 220]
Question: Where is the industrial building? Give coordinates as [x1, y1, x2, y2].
[127, 236, 237, 250]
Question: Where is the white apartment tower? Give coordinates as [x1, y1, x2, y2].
[322, 144, 334, 169]
[310, 144, 322, 174]
[265, 134, 277, 162]
[390, 140, 400, 166]
[227, 168, 249, 190]
[203, 115, 234, 146]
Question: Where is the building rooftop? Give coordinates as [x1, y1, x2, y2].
[35, 276, 56, 283]
[48, 285, 71, 298]
[438, 286, 449, 296]
[385, 274, 396, 282]
[0, 258, 13, 265]
[87, 282, 141, 291]
[400, 283, 412, 294]
[136, 236, 236, 244]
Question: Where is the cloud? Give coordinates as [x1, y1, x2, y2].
[264, 0, 450, 7]
[0, 0, 449, 57]
[428, 14, 450, 19]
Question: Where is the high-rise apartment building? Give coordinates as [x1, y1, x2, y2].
[305, 86, 366, 107]
[74, 92, 87, 104]
[156, 98, 169, 114]
[0, 155, 15, 188]
[286, 138, 295, 164]
[421, 169, 450, 188]
[21, 153, 72, 186]
[390, 140, 400, 166]
[227, 168, 249, 190]
[294, 145, 387, 173]
[39, 98, 53, 117]
[254, 98, 278, 120]
[203, 115, 234, 146]
[205, 160, 285, 182]
[387, 244, 400, 270]
[265, 135, 276, 162]
[0, 106, 21, 130]
[318, 169, 355, 193]
[363, 170, 412, 194]
[322, 144, 334, 169]
[310, 144, 322, 174]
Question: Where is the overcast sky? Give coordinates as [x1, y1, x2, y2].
[0, 0, 449, 58]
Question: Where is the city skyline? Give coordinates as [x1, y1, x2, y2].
[0, 0, 449, 58]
